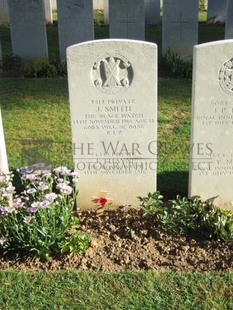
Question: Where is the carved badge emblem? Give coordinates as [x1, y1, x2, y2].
[218, 58, 233, 96]
[92, 55, 133, 94]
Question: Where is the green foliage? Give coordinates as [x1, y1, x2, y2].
[197, 202, 233, 240]
[199, 0, 206, 11]
[60, 232, 90, 255]
[22, 59, 67, 78]
[161, 50, 192, 78]
[0, 167, 89, 259]
[2, 54, 22, 71]
[139, 192, 233, 241]
[94, 10, 105, 27]
[138, 192, 164, 217]
[1, 54, 67, 78]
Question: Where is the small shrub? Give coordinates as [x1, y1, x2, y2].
[0, 166, 89, 259]
[60, 232, 90, 255]
[139, 192, 233, 241]
[2, 54, 22, 72]
[199, 0, 206, 11]
[2, 55, 67, 78]
[22, 59, 58, 78]
[138, 192, 164, 217]
[160, 50, 192, 78]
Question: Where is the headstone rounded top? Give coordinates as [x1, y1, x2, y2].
[67, 39, 157, 51]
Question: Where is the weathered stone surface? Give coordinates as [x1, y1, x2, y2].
[8, 0, 48, 61]
[207, 0, 227, 24]
[145, 0, 160, 26]
[0, 0, 8, 24]
[44, 0, 53, 24]
[225, 0, 233, 39]
[67, 39, 157, 209]
[109, 0, 145, 40]
[189, 40, 233, 211]
[162, 0, 198, 60]
[57, 0, 94, 62]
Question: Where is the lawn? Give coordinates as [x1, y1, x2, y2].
[0, 9, 231, 309]
[0, 271, 232, 309]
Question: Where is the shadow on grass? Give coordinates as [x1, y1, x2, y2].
[157, 170, 189, 199]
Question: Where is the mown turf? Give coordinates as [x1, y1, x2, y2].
[0, 271, 232, 309]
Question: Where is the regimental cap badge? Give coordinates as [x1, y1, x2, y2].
[92, 54, 133, 95]
[218, 58, 233, 96]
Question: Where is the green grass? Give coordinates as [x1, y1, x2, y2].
[0, 271, 232, 309]
[0, 78, 72, 169]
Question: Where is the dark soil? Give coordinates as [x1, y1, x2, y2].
[0, 209, 232, 272]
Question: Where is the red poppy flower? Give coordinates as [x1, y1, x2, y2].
[97, 197, 108, 207]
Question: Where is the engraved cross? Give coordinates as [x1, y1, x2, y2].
[172, 13, 191, 40]
[119, 13, 135, 38]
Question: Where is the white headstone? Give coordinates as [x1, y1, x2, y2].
[8, 0, 48, 61]
[104, 0, 109, 25]
[225, 0, 233, 39]
[0, 108, 8, 173]
[0, 0, 8, 24]
[93, 0, 104, 10]
[51, 0, 57, 10]
[162, 0, 199, 60]
[109, 0, 145, 40]
[57, 0, 94, 62]
[207, 0, 227, 23]
[145, 0, 160, 26]
[189, 40, 233, 211]
[44, 0, 53, 24]
[67, 39, 157, 210]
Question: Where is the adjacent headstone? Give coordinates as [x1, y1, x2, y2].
[51, 0, 57, 10]
[0, 37, 2, 69]
[8, 0, 48, 61]
[57, 0, 94, 62]
[207, 0, 227, 24]
[0, 108, 9, 173]
[225, 0, 233, 39]
[93, 0, 104, 10]
[104, 0, 109, 25]
[67, 39, 157, 209]
[0, 0, 8, 24]
[162, 0, 199, 60]
[189, 39, 233, 211]
[205, 0, 208, 10]
[44, 0, 53, 24]
[109, 0, 145, 40]
[145, 0, 160, 26]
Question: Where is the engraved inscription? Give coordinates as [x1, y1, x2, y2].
[92, 55, 133, 95]
[218, 58, 233, 96]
